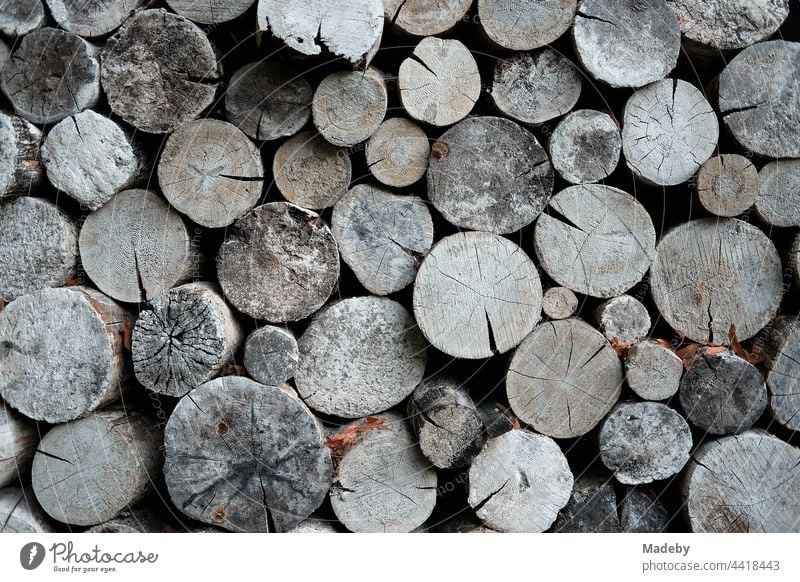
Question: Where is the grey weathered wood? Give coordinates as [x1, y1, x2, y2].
[649, 218, 783, 344]
[0, 0, 45, 37]
[414, 231, 542, 359]
[718, 40, 800, 158]
[158, 119, 264, 228]
[625, 340, 683, 401]
[549, 109, 621, 184]
[86, 506, 170, 533]
[696, 154, 758, 218]
[599, 402, 692, 485]
[618, 486, 670, 533]
[427, 116, 553, 234]
[0, 404, 38, 488]
[366, 117, 430, 187]
[32, 409, 162, 526]
[164, 376, 332, 532]
[0, 28, 100, 125]
[573, 0, 680, 88]
[225, 61, 312, 142]
[79, 189, 195, 304]
[468, 430, 573, 533]
[243, 325, 299, 386]
[133, 282, 243, 398]
[534, 185, 656, 298]
[216, 202, 339, 322]
[384, 0, 472, 36]
[0, 197, 78, 301]
[682, 430, 800, 532]
[595, 294, 651, 345]
[295, 296, 427, 418]
[679, 349, 767, 435]
[399, 37, 480, 127]
[0, 487, 53, 533]
[762, 317, 800, 432]
[0, 286, 132, 424]
[45, 0, 144, 37]
[478, 0, 577, 50]
[553, 473, 619, 533]
[288, 518, 339, 533]
[167, 0, 255, 24]
[794, 234, 800, 289]
[101, 9, 220, 134]
[507, 318, 623, 439]
[755, 159, 800, 227]
[0, 112, 44, 197]
[332, 184, 433, 296]
[542, 287, 579, 320]
[623, 79, 718, 186]
[0, 39, 8, 74]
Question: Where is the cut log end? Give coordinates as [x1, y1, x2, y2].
[549, 109, 621, 185]
[696, 154, 758, 218]
[625, 340, 682, 401]
[595, 294, 651, 345]
[243, 325, 299, 386]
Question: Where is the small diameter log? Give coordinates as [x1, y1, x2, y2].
[0, 0, 45, 37]
[623, 79, 718, 186]
[595, 294, 651, 345]
[0, 487, 53, 533]
[573, 0, 680, 89]
[79, 189, 195, 303]
[553, 473, 619, 533]
[618, 487, 670, 533]
[542, 287, 579, 320]
[468, 430, 573, 533]
[679, 349, 767, 435]
[625, 340, 683, 401]
[0, 287, 132, 424]
[0, 405, 38, 488]
[384, 0, 472, 36]
[295, 297, 427, 418]
[696, 154, 758, 218]
[32, 409, 162, 526]
[133, 282, 243, 398]
[413, 232, 542, 359]
[549, 109, 621, 185]
[366, 117, 430, 187]
[427, 116, 554, 234]
[599, 402, 692, 485]
[649, 218, 783, 344]
[755, 159, 800, 227]
[762, 317, 800, 432]
[332, 184, 433, 296]
[399, 37, 480, 127]
[45, 0, 145, 37]
[0, 197, 78, 301]
[507, 318, 623, 439]
[102, 9, 220, 134]
[478, 0, 577, 51]
[167, 0, 255, 24]
[0, 112, 44, 197]
[225, 61, 312, 142]
[243, 326, 299, 386]
[682, 430, 800, 532]
[41, 110, 141, 211]
[331, 414, 436, 532]
[216, 202, 339, 322]
[273, 131, 352, 210]
[534, 185, 656, 298]
[164, 376, 332, 532]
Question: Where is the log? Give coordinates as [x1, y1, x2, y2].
[79, 189, 195, 303]
[507, 318, 623, 439]
[86, 506, 171, 534]
[0, 28, 100, 125]
[288, 518, 339, 533]
[649, 218, 783, 344]
[216, 202, 339, 322]
[549, 109, 621, 185]
[625, 340, 683, 401]
[0, 113, 44, 198]
[398, 37, 480, 127]
[0, 0, 45, 37]
[384, 0, 472, 37]
[573, 0, 680, 89]
[225, 61, 313, 141]
[312, 68, 387, 147]
[534, 185, 656, 298]
[167, 0, 256, 24]
[332, 184, 433, 296]
[365, 117, 430, 187]
[413, 231, 542, 359]
[718, 40, 800, 158]
[243, 325, 299, 386]
[272, 130, 352, 210]
[0, 404, 38, 488]
[622, 79, 718, 186]
[101, 9, 220, 134]
[426, 116, 554, 234]
[45, 0, 145, 37]
[761, 317, 800, 432]
[467, 430, 573, 533]
[158, 119, 264, 228]
[695, 154, 758, 218]
[755, 159, 800, 228]
[618, 487, 670, 533]
[478, 0, 577, 51]
[295, 296, 427, 418]
[0, 196, 78, 301]
[599, 402, 692, 485]
[682, 430, 800, 532]
[31, 409, 162, 526]
[41, 110, 141, 211]
[164, 376, 333, 532]
[542, 287, 579, 320]
[0, 487, 53, 533]
[594, 294, 651, 345]
[553, 473, 619, 533]
[132, 282, 243, 397]
[0, 286, 132, 424]
[0, 39, 8, 74]
[475, 402, 515, 440]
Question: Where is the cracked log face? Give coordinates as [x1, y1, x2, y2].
[696, 154, 758, 218]
[0, 406, 38, 489]
[625, 340, 683, 401]
[755, 159, 800, 228]
[167, 0, 255, 24]
[478, 0, 577, 50]
[0, 0, 45, 37]
[366, 117, 430, 187]
[682, 430, 800, 532]
[384, 0, 472, 36]
[45, 0, 145, 37]
[507, 318, 623, 439]
[549, 109, 621, 184]
[649, 218, 783, 345]
[243, 325, 299, 386]
[164, 376, 333, 533]
[0, 112, 44, 197]
[413, 231, 542, 359]
[762, 317, 800, 432]
[0, 487, 53, 533]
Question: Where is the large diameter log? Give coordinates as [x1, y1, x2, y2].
[553, 473, 619, 533]
[0, 112, 45, 197]
[682, 430, 800, 532]
[0, 1, 45, 37]
[32, 409, 162, 526]
[625, 340, 683, 401]
[243, 325, 299, 386]
[0, 487, 53, 533]
[365, 117, 430, 187]
[542, 287, 579, 320]
[413, 232, 542, 359]
[0, 287, 132, 424]
[507, 318, 623, 439]
[167, 0, 256, 24]
[649, 218, 783, 344]
[295, 297, 427, 418]
[594, 294, 651, 345]
[216, 202, 339, 322]
[0, 405, 38, 488]
[755, 159, 800, 228]
[384, 0, 472, 37]
[478, 0, 577, 50]
[549, 110, 621, 185]
[427, 116, 553, 234]
[696, 154, 758, 218]
[45, 0, 145, 37]
[762, 317, 800, 432]
[164, 376, 332, 532]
